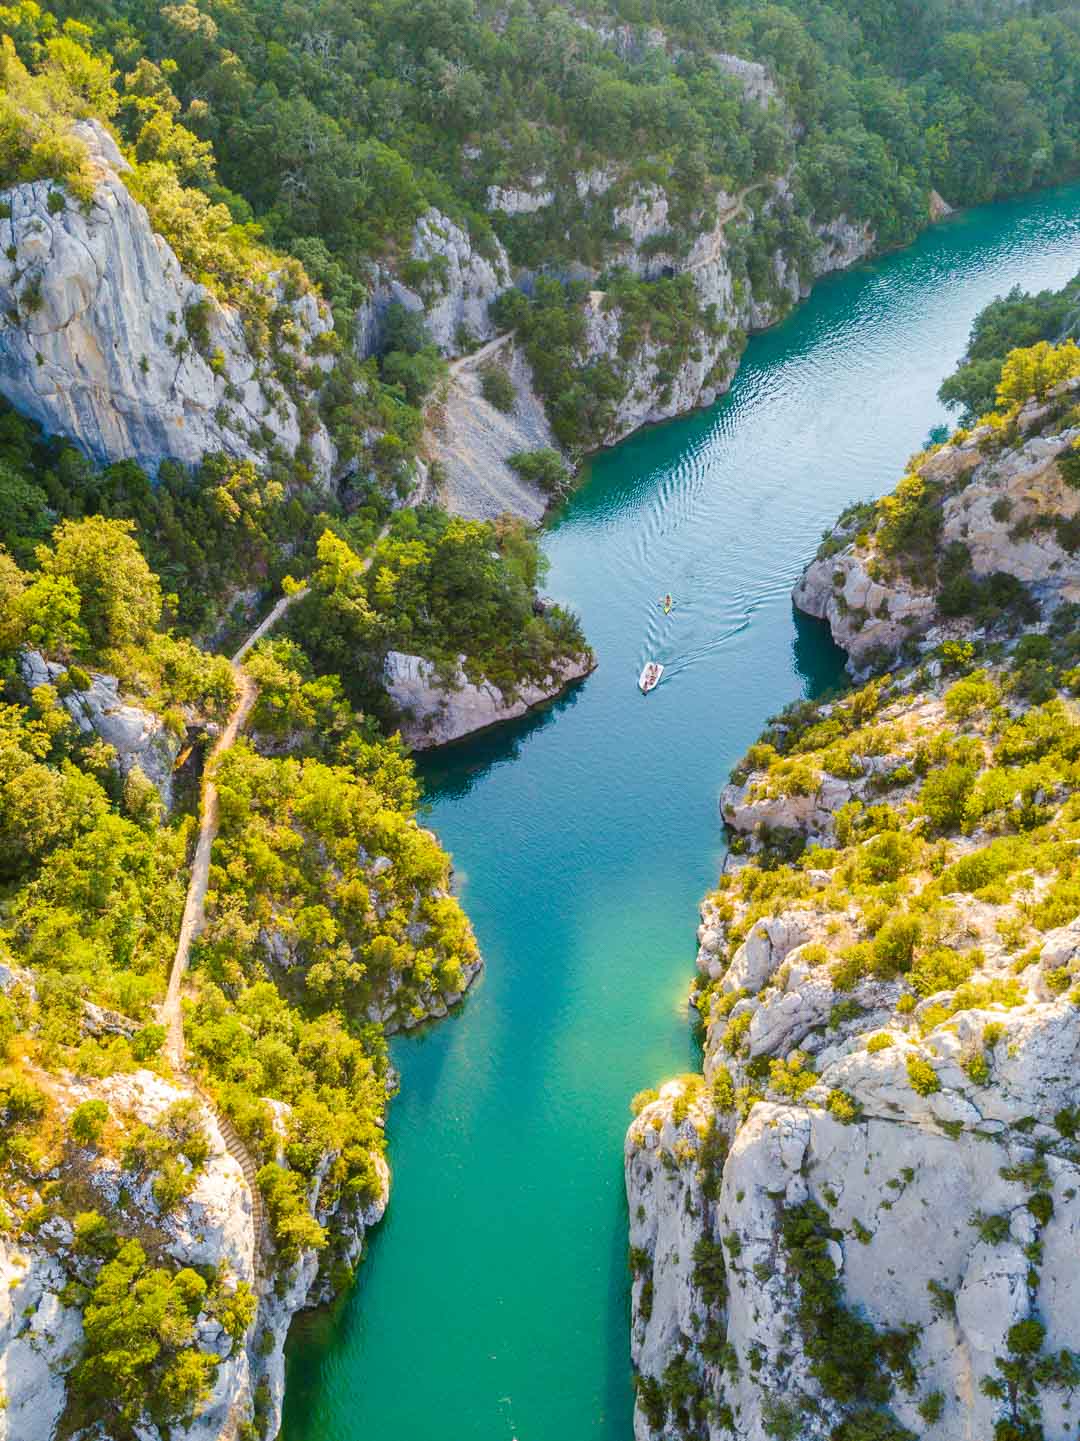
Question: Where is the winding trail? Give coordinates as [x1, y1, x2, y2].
[683, 180, 769, 277]
[160, 589, 312, 1285]
[160, 582, 315, 1287]
[162, 532, 386, 1282]
[447, 331, 513, 376]
[162, 586, 309, 1070]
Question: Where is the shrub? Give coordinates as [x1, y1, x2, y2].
[962, 1050, 991, 1085]
[866, 1033, 894, 1053]
[920, 764, 977, 834]
[917, 1391, 945, 1425]
[479, 363, 516, 413]
[69, 1098, 109, 1146]
[73, 1209, 118, 1258]
[258, 1163, 327, 1261]
[827, 1089, 861, 1124]
[971, 1211, 1011, 1245]
[906, 1056, 941, 1095]
[630, 1088, 659, 1116]
[872, 914, 921, 978]
[508, 448, 573, 497]
[909, 947, 976, 999]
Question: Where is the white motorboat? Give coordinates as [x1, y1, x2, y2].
[639, 661, 664, 694]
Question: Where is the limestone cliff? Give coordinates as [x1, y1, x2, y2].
[383, 645, 595, 749]
[0, 121, 336, 481]
[627, 383, 1080, 1441]
[355, 208, 512, 359]
[796, 377, 1080, 673]
[0, 1061, 386, 1441]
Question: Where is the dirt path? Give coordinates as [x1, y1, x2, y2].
[160, 583, 312, 1283]
[683, 180, 769, 277]
[447, 330, 512, 377]
[161, 536, 386, 1281]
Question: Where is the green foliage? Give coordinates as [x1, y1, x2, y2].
[781, 1200, 915, 1426]
[827, 1089, 862, 1125]
[508, 448, 573, 498]
[69, 1098, 109, 1146]
[73, 1239, 219, 1435]
[297, 509, 587, 712]
[919, 763, 977, 835]
[939, 277, 1080, 423]
[691, 1235, 727, 1309]
[905, 1056, 941, 1097]
[479, 363, 516, 414]
[257, 1163, 327, 1262]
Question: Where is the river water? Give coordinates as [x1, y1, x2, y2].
[282, 184, 1080, 1441]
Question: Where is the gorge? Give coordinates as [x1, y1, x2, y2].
[280, 183, 1080, 1441]
[4, 4, 1080, 1437]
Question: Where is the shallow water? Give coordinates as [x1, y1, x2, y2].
[282, 184, 1080, 1441]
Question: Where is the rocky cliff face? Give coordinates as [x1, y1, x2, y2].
[19, 649, 183, 809]
[0, 122, 336, 482]
[796, 379, 1080, 673]
[627, 393, 1080, 1441]
[383, 646, 595, 749]
[0, 1053, 387, 1441]
[356, 208, 511, 359]
[628, 665, 1080, 1441]
[578, 181, 875, 448]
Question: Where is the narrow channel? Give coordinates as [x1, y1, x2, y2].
[282, 182, 1080, 1441]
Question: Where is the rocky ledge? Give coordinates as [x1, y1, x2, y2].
[795, 378, 1080, 674]
[383, 647, 595, 749]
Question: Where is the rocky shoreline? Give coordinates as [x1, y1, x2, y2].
[626, 367, 1080, 1441]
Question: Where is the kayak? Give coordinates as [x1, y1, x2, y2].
[639, 661, 664, 694]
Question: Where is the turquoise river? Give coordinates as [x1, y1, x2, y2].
[282, 184, 1080, 1441]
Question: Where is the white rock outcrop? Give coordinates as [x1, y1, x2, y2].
[356, 208, 512, 359]
[383, 647, 595, 749]
[0, 121, 336, 481]
[795, 405, 1080, 671]
[19, 649, 182, 808]
[485, 182, 555, 216]
[1, 1065, 389, 1441]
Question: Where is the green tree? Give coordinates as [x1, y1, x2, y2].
[39, 516, 161, 652]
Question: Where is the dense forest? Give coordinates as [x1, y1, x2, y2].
[15, 0, 1080, 288]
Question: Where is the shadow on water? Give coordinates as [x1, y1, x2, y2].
[792, 607, 849, 698]
[416, 668, 593, 801]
